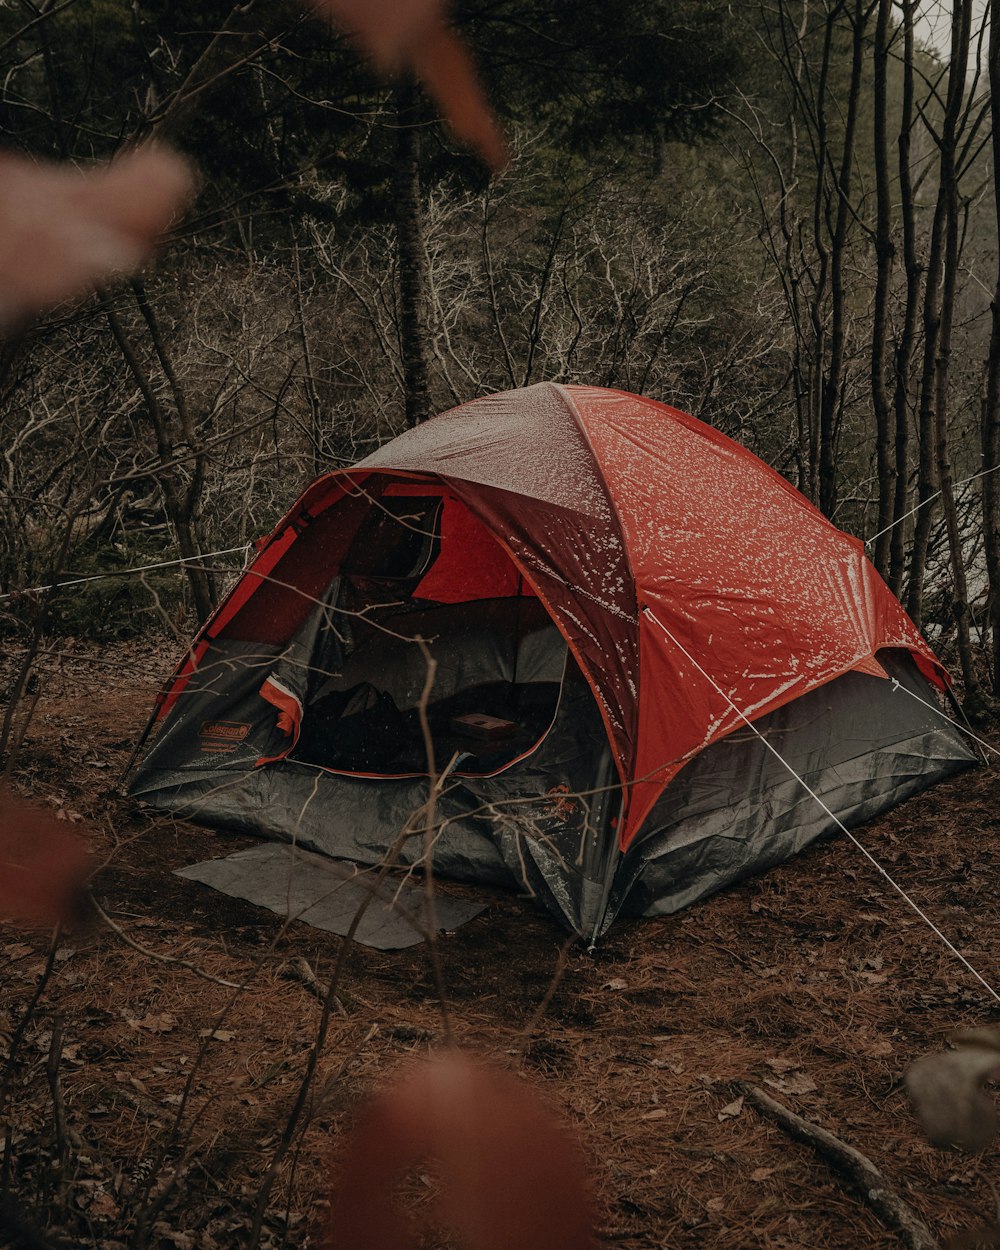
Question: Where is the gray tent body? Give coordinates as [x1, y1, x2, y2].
[130, 584, 975, 941]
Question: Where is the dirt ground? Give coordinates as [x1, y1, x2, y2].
[3, 639, 1000, 1250]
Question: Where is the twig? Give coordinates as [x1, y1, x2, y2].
[44, 1020, 69, 1203]
[245, 812, 432, 1247]
[88, 892, 249, 989]
[278, 956, 344, 1012]
[736, 1081, 939, 1250]
[413, 640, 453, 1045]
[515, 937, 575, 1052]
[0, 929, 61, 1194]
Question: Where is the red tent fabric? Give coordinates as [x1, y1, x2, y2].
[163, 383, 944, 849]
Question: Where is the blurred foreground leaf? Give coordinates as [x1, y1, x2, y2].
[906, 1029, 1000, 1152]
[0, 786, 91, 928]
[309, 0, 507, 169]
[0, 145, 194, 329]
[324, 1050, 596, 1250]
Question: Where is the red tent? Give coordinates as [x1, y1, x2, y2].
[134, 384, 969, 937]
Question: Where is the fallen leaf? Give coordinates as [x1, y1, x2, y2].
[0, 785, 91, 927]
[309, 0, 439, 71]
[717, 1095, 744, 1121]
[309, 0, 506, 169]
[764, 1057, 798, 1075]
[3, 944, 34, 959]
[764, 1072, 817, 1095]
[88, 1191, 120, 1220]
[129, 1012, 178, 1034]
[0, 144, 194, 329]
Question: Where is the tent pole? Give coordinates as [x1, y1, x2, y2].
[117, 700, 161, 787]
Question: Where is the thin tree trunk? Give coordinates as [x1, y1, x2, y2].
[394, 76, 432, 428]
[981, 6, 1000, 695]
[819, 0, 866, 520]
[906, 1, 971, 641]
[104, 299, 215, 625]
[935, 0, 980, 705]
[870, 0, 896, 578]
[889, 0, 921, 596]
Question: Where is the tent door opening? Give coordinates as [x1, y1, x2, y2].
[287, 482, 570, 777]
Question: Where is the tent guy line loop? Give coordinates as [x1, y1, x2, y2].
[642, 604, 1000, 1008]
[889, 678, 1000, 763]
[865, 461, 1000, 546]
[0, 543, 254, 603]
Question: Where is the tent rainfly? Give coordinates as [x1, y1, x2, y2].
[129, 383, 977, 940]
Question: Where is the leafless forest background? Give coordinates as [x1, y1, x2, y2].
[2, 0, 1000, 714]
[5, 3, 1000, 1249]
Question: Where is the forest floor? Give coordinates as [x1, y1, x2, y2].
[3, 639, 1000, 1250]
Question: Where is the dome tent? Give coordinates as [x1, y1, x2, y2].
[129, 383, 976, 940]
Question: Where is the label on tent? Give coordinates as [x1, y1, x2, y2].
[198, 720, 251, 752]
[451, 713, 517, 741]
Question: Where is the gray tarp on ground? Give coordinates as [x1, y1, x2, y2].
[175, 843, 486, 949]
[131, 580, 977, 939]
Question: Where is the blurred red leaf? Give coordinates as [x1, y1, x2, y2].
[0, 143, 194, 328]
[324, 1050, 596, 1250]
[311, 0, 441, 72]
[0, 786, 91, 928]
[310, 0, 507, 170]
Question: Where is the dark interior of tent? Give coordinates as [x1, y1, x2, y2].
[287, 477, 572, 777]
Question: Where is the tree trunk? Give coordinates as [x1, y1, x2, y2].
[981, 8, 1000, 695]
[889, 0, 921, 596]
[105, 295, 216, 625]
[870, 0, 895, 578]
[906, 0, 972, 645]
[933, 0, 979, 704]
[394, 76, 432, 428]
[818, 0, 866, 521]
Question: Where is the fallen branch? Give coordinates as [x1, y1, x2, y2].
[89, 892, 248, 989]
[736, 1081, 939, 1250]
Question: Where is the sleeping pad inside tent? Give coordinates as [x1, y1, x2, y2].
[129, 383, 978, 940]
